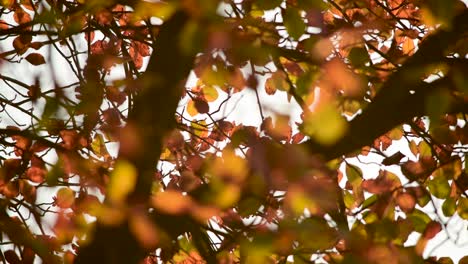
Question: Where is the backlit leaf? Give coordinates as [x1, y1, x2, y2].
[302, 105, 348, 145]
[56, 187, 75, 209]
[108, 160, 137, 204]
[283, 7, 306, 40]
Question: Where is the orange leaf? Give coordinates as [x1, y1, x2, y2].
[0, 19, 8, 30]
[396, 192, 416, 213]
[13, 8, 31, 24]
[55, 187, 76, 209]
[152, 190, 194, 215]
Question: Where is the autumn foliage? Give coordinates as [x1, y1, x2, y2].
[0, 0, 467, 263]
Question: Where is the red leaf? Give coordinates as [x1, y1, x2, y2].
[362, 171, 401, 194]
[423, 221, 442, 240]
[106, 86, 126, 105]
[21, 247, 35, 264]
[292, 132, 305, 144]
[91, 40, 106, 55]
[25, 53, 45, 65]
[0, 19, 9, 30]
[26, 155, 46, 183]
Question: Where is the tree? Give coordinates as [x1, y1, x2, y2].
[0, 0, 467, 263]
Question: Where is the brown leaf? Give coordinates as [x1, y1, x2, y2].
[13, 35, 32, 54]
[382, 151, 405, 166]
[194, 98, 209, 114]
[25, 53, 45, 65]
[29, 42, 43, 50]
[13, 8, 31, 25]
[4, 250, 21, 264]
[362, 171, 401, 194]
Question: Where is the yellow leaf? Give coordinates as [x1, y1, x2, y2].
[202, 85, 219, 102]
[108, 160, 137, 204]
[133, 1, 176, 21]
[402, 37, 415, 55]
[302, 105, 348, 145]
[187, 99, 198, 117]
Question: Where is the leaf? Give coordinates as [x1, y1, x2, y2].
[13, 7, 31, 24]
[152, 190, 194, 215]
[402, 37, 415, 54]
[187, 99, 198, 117]
[422, 221, 442, 240]
[457, 197, 468, 220]
[408, 209, 432, 233]
[396, 192, 416, 213]
[25, 53, 45, 65]
[4, 250, 21, 264]
[255, 0, 282, 10]
[302, 105, 348, 145]
[55, 187, 75, 209]
[382, 151, 405, 166]
[427, 174, 451, 199]
[346, 164, 362, 186]
[13, 35, 32, 54]
[348, 47, 369, 67]
[202, 85, 218, 102]
[0, 19, 9, 30]
[362, 171, 401, 194]
[283, 7, 306, 40]
[442, 197, 456, 217]
[108, 160, 137, 204]
[459, 256, 468, 264]
[194, 98, 209, 114]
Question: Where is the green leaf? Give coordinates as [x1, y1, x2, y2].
[255, 0, 282, 10]
[346, 164, 363, 186]
[283, 7, 306, 40]
[427, 175, 451, 199]
[348, 47, 369, 67]
[457, 197, 468, 220]
[302, 105, 348, 145]
[238, 197, 262, 217]
[408, 209, 432, 233]
[298, 217, 338, 251]
[442, 198, 456, 217]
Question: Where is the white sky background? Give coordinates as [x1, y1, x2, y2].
[1, 1, 468, 262]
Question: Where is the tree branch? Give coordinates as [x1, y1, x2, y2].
[303, 9, 468, 161]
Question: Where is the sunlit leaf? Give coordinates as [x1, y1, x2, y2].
[302, 105, 348, 145]
[108, 160, 137, 204]
[442, 197, 456, 217]
[457, 198, 468, 220]
[55, 187, 75, 209]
